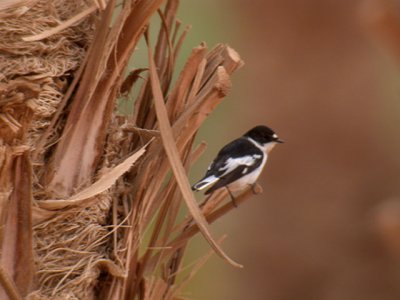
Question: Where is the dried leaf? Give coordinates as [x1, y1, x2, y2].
[145, 186, 260, 272]
[146, 33, 242, 268]
[38, 142, 149, 210]
[45, 0, 164, 197]
[0, 151, 34, 298]
[0, 265, 22, 300]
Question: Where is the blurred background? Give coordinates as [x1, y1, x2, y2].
[172, 0, 400, 299]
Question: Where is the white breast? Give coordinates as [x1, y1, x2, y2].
[227, 153, 268, 191]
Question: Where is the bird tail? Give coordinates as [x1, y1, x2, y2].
[191, 175, 219, 191]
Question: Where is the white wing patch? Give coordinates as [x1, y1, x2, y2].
[227, 153, 269, 192]
[219, 154, 260, 176]
[192, 175, 219, 191]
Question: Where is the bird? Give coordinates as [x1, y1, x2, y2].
[191, 125, 283, 203]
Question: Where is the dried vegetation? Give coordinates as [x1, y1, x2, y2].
[0, 0, 262, 299]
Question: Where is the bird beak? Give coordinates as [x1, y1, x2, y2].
[276, 139, 284, 144]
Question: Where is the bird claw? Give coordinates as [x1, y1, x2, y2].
[226, 187, 238, 208]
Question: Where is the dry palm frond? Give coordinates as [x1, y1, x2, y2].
[0, 0, 259, 299]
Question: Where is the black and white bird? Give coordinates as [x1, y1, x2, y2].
[192, 125, 283, 197]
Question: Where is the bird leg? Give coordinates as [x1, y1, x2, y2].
[226, 187, 237, 207]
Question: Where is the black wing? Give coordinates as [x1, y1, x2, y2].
[202, 137, 263, 194]
[204, 165, 249, 194]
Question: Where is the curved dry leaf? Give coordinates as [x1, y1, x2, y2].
[37, 142, 149, 210]
[146, 34, 242, 268]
